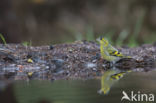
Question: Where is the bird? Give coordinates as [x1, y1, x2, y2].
[98, 69, 130, 94]
[96, 37, 132, 94]
[97, 36, 126, 61]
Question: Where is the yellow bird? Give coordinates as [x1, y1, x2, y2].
[98, 70, 131, 94]
[97, 36, 129, 61]
[98, 70, 117, 94]
[97, 36, 132, 94]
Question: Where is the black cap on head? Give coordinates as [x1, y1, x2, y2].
[100, 36, 103, 40]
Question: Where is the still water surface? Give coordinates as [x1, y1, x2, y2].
[14, 71, 156, 103]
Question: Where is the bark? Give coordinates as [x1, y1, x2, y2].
[0, 41, 155, 81]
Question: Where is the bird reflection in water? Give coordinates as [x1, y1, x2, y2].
[98, 69, 131, 94]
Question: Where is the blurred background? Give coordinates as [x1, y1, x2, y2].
[0, 0, 156, 46]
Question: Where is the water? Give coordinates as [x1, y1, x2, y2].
[13, 71, 156, 103]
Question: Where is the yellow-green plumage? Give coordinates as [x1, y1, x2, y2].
[99, 38, 117, 61]
[98, 70, 131, 94]
[97, 36, 132, 94]
[98, 70, 117, 94]
[97, 37, 129, 61]
[110, 72, 126, 80]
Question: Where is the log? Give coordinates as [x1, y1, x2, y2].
[0, 41, 155, 81]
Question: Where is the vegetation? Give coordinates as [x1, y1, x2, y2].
[0, 33, 7, 45]
[22, 41, 32, 46]
[67, 9, 155, 47]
